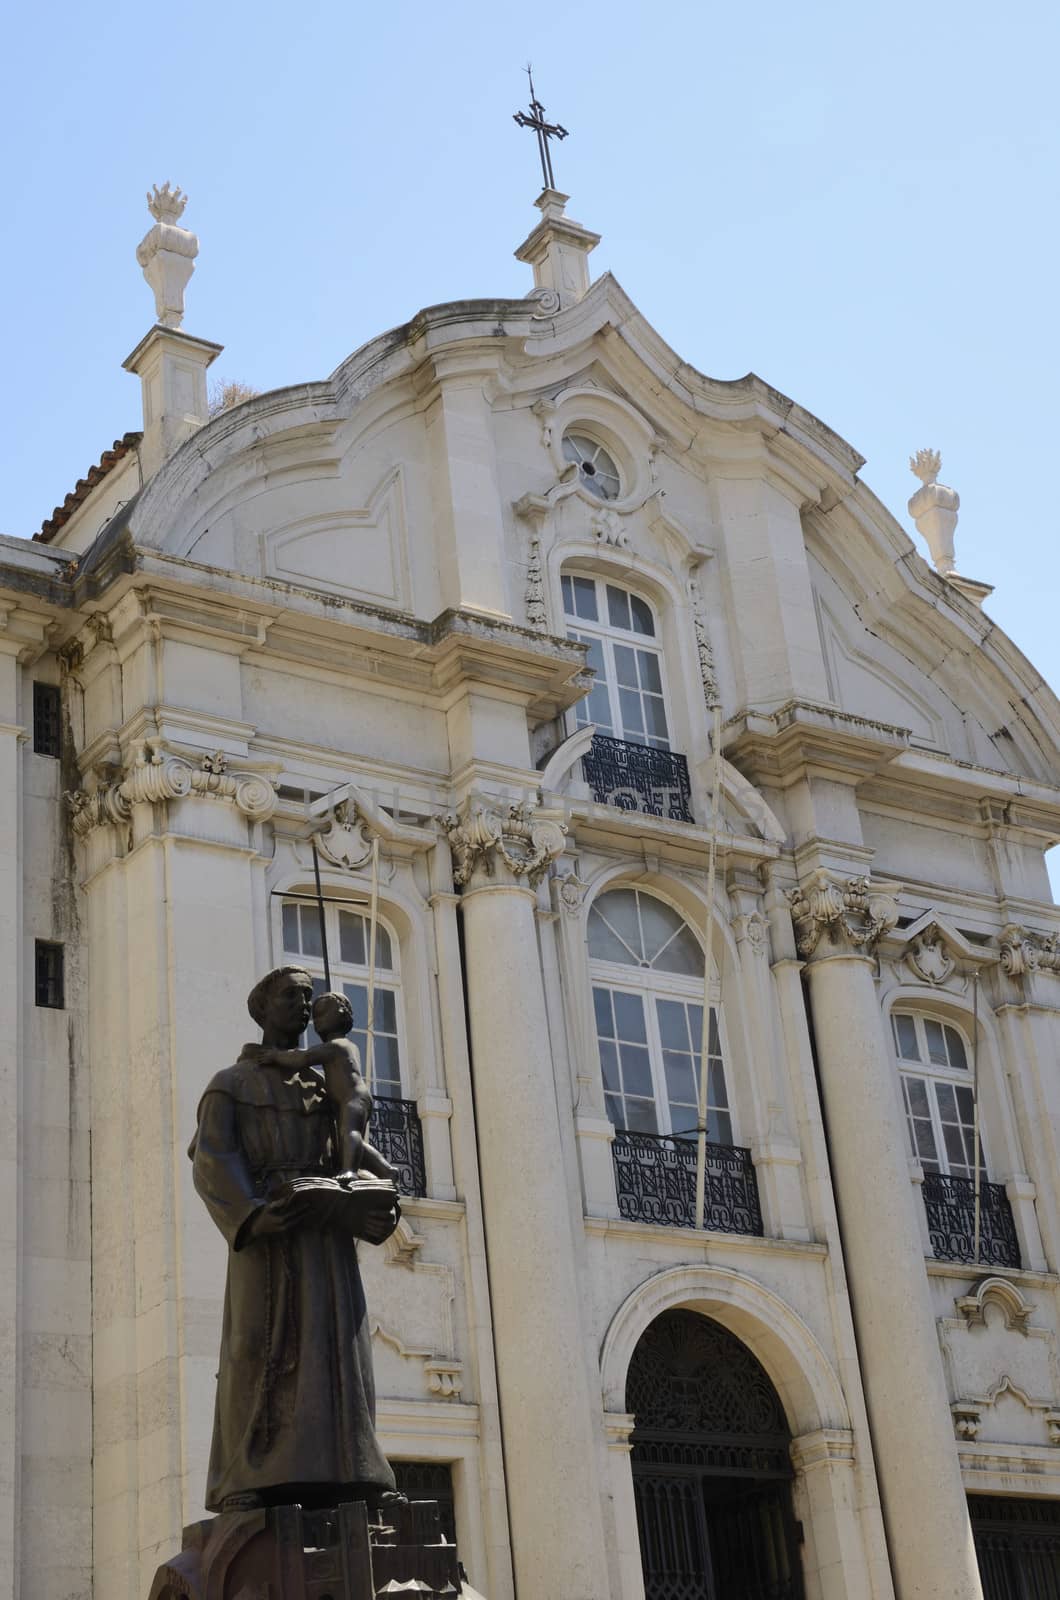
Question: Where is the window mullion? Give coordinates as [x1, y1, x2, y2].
[926, 1080, 949, 1175]
[644, 994, 671, 1136]
[602, 636, 624, 739]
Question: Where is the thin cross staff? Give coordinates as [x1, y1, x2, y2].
[694, 701, 725, 1231]
[513, 65, 568, 191]
[304, 786, 383, 1087]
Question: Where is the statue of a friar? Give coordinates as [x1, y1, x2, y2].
[189, 965, 402, 1513]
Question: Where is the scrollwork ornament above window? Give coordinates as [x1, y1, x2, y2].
[788, 869, 900, 959]
[688, 572, 719, 708]
[314, 800, 374, 871]
[906, 930, 956, 987]
[525, 532, 548, 632]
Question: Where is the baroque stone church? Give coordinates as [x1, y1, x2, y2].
[3, 171, 1060, 1600]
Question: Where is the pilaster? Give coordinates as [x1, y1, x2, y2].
[71, 741, 274, 1599]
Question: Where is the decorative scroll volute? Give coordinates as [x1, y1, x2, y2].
[787, 868, 899, 959]
[442, 801, 566, 890]
[65, 739, 278, 836]
[1000, 923, 1060, 979]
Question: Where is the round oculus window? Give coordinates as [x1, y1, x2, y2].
[562, 433, 621, 501]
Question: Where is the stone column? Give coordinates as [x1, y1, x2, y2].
[0, 640, 24, 1600]
[789, 1430, 872, 1600]
[445, 804, 612, 1600]
[791, 870, 982, 1600]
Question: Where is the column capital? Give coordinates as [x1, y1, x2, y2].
[788, 868, 900, 961]
[66, 737, 279, 839]
[442, 800, 566, 892]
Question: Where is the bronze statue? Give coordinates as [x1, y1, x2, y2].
[189, 965, 402, 1513]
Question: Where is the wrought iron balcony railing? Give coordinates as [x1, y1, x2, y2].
[372, 1096, 427, 1198]
[582, 734, 694, 824]
[611, 1129, 764, 1235]
[921, 1172, 1020, 1268]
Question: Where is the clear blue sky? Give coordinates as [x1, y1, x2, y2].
[3, 0, 1058, 885]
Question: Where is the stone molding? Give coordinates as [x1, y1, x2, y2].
[442, 802, 566, 889]
[950, 1378, 1060, 1447]
[787, 869, 900, 960]
[956, 1276, 1034, 1335]
[788, 1427, 857, 1474]
[1000, 923, 1060, 979]
[66, 739, 278, 835]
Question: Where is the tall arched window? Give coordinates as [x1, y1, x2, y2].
[891, 1011, 981, 1177]
[589, 888, 731, 1141]
[562, 573, 672, 749]
[281, 897, 404, 1099]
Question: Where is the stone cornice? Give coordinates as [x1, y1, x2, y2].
[724, 700, 910, 786]
[788, 868, 900, 960]
[66, 739, 278, 837]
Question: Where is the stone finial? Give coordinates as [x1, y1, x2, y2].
[910, 448, 942, 486]
[136, 182, 199, 328]
[146, 182, 188, 224]
[908, 448, 960, 576]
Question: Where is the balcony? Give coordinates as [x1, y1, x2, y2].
[372, 1097, 427, 1198]
[611, 1130, 764, 1235]
[582, 734, 694, 824]
[922, 1172, 1020, 1268]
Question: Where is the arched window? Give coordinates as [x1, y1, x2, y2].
[562, 573, 672, 749]
[588, 888, 730, 1141]
[281, 897, 404, 1099]
[891, 1011, 982, 1177]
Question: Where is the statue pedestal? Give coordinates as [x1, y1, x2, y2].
[147, 1498, 465, 1598]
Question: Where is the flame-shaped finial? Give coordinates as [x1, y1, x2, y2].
[136, 183, 198, 329]
[909, 448, 941, 487]
[146, 182, 188, 225]
[908, 448, 959, 576]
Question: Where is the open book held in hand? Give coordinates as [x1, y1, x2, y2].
[275, 1174, 400, 1234]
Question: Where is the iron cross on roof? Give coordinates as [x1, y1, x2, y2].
[513, 66, 568, 191]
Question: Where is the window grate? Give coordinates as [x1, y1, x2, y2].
[612, 1130, 763, 1235]
[34, 942, 65, 1009]
[32, 683, 62, 758]
[389, 1461, 456, 1546]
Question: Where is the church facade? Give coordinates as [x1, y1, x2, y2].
[3, 182, 1060, 1600]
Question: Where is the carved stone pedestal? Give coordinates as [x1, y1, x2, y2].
[147, 1499, 464, 1599]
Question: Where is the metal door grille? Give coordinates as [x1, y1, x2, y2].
[628, 1311, 804, 1600]
[971, 1496, 1060, 1600]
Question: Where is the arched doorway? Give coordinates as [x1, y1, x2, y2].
[627, 1308, 805, 1600]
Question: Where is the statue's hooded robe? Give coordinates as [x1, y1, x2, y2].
[190, 1051, 396, 1510]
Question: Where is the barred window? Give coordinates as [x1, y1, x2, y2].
[281, 898, 403, 1099]
[389, 1460, 456, 1545]
[32, 682, 61, 758]
[588, 888, 730, 1141]
[34, 941, 65, 1009]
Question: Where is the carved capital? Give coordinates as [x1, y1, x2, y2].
[66, 739, 278, 838]
[443, 801, 566, 890]
[788, 869, 899, 960]
[1000, 923, 1060, 979]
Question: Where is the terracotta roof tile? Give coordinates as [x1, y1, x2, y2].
[34, 431, 142, 544]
